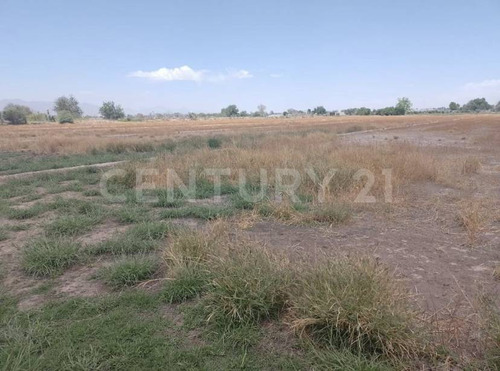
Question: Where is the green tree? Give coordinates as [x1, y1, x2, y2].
[312, 106, 327, 115]
[495, 101, 500, 112]
[357, 107, 371, 115]
[220, 105, 239, 117]
[395, 97, 413, 115]
[54, 95, 83, 118]
[99, 101, 125, 120]
[257, 104, 267, 117]
[461, 98, 492, 112]
[449, 102, 460, 111]
[2, 104, 32, 125]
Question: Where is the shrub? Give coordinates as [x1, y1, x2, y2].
[22, 238, 81, 277]
[2, 104, 32, 125]
[57, 110, 74, 124]
[27, 112, 48, 123]
[99, 256, 158, 288]
[207, 137, 222, 149]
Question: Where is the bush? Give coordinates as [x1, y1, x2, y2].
[207, 137, 222, 149]
[57, 110, 74, 124]
[2, 104, 32, 125]
[28, 112, 48, 123]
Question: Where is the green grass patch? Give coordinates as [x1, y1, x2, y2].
[0, 291, 309, 370]
[161, 204, 234, 220]
[82, 189, 101, 197]
[154, 189, 186, 208]
[45, 214, 102, 237]
[88, 236, 157, 256]
[0, 227, 9, 241]
[98, 256, 159, 288]
[161, 267, 207, 304]
[88, 222, 172, 256]
[8, 223, 31, 232]
[22, 238, 82, 277]
[113, 205, 151, 224]
[7, 203, 48, 220]
[127, 221, 172, 240]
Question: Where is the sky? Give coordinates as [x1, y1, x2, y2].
[1, 0, 499, 113]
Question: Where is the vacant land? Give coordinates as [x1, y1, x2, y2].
[1, 114, 499, 369]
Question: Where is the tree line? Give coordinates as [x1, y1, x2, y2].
[0, 96, 126, 125]
[1, 96, 499, 125]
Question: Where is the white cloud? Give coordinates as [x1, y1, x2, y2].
[232, 70, 253, 79]
[129, 65, 204, 82]
[129, 66, 252, 83]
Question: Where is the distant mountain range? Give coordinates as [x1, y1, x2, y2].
[0, 99, 100, 116]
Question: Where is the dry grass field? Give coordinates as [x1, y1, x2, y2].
[1, 114, 500, 369]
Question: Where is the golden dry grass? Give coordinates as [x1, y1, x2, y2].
[0, 114, 481, 155]
[456, 199, 487, 245]
[136, 131, 469, 205]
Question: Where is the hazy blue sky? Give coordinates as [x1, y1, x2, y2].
[1, 0, 499, 113]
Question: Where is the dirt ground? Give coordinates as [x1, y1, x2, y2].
[1, 114, 499, 360]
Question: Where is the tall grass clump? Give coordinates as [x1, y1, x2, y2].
[22, 238, 81, 277]
[288, 258, 427, 360]
[204, 244, 290, 327]
[161, 228, 219, 303]
[163, 224, 290, 326]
